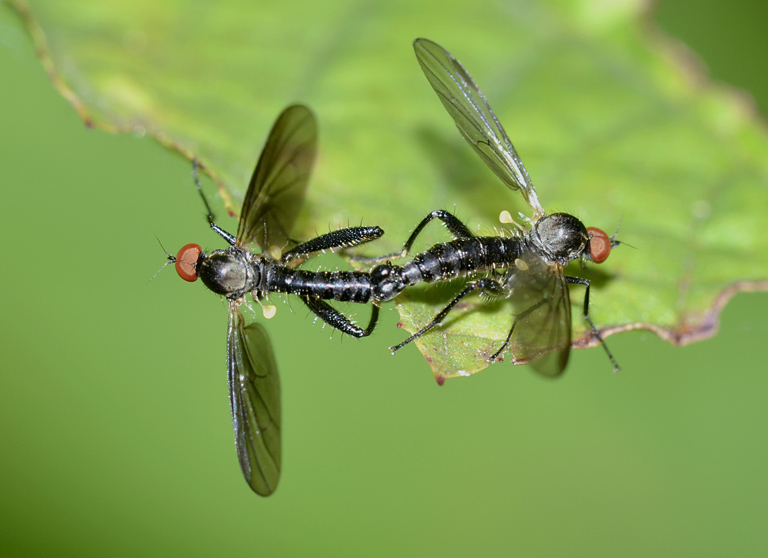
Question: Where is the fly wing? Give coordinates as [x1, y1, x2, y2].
[413, 38, 544, 217]
[505, 250, 571, 377]
[227, 304, 281, 495]
[236, 104, 317, 253]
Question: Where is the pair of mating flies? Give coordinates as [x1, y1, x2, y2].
[167, 39, 621, 496]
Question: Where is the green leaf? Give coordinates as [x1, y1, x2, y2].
[8, 0, 768, 380]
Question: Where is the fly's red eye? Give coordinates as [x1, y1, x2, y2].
[175, 244, 201, 282]
[587, 227, 610, 263]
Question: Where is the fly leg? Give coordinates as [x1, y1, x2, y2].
[303, 297, 379, 338]
[566, 276, 620, 372]
[488, 297, 548, 362]
[192, 158, 216, 224]
[401, 210, 475, 251]
[282, 226, 384, 265]
[351, 209, 475, 265]
[191, 158, 238, 245]
[390, 278, 506, 353]
[191, 158, 385, 256]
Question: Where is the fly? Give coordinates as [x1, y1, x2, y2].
[169, 105, 383, 495]
[367, 39, 621, 376]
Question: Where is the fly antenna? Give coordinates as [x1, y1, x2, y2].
[151, 235, 176, 281]
[610, 217, 622, 247]
[609, 217, 636, 250]
[156, 235, 175, 261]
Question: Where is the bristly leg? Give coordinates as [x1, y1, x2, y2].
[283, 226, 384, 264]
[303, 297, 380, 338]
[352, 210, 475, 265]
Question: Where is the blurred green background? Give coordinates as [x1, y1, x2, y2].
[1, 1, 768, 556]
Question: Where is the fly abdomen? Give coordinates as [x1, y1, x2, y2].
[480, 236, 526, 267]
[402, 236, 525, 286]
[321, 270, 374, 303]
[266, 267, 373, 303]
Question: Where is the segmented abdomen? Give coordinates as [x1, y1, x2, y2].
[401, 237, 525, 287]
[266, 267, 374, 303]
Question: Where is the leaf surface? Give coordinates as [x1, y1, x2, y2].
[9, 0, 768, 379]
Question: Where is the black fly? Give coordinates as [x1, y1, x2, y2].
[367, 39, 621, 377]
[169, 105, 384, 495]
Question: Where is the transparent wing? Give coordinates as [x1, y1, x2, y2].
[413, 38, 544, 217]
[236, 104, 317, 252]
[505, 250, 571, 377]
[227, 303, 281, 496]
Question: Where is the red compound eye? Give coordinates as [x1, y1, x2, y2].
[586, 227, 610, 263]
[175, 243, 201, 282]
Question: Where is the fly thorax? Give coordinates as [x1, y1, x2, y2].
[370, 263, 406, 303]
[531, 213, 589, 264]
[198, 247, 257, 298]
